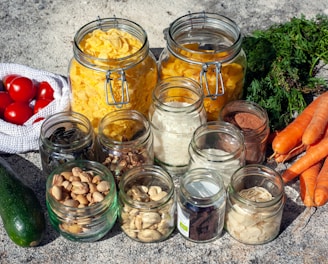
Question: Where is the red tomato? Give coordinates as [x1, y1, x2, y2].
[33, 117, 45, 124]
[3, 74, 21, 91]
[0, 91, 14, 117]
[33, 98, 52, 114]
[9, 76, 36, 102]
[4, 102, 33, 125]
[37, 81, 54, 100]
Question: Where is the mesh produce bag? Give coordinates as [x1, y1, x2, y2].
[0, 63, 71, 153]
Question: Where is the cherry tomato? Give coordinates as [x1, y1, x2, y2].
[37, 81, 54, 100]
[9, 76, 36, 102]
[33, 117, 45, 124]
[33, 98, 52, 114]
[4, 102, 33, 125]
[0, 91, 14, 117]
[3, 74, 21, 91]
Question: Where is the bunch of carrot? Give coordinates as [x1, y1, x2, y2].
[271, 91, 328, 207]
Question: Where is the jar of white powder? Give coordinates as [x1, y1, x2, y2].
[188, 121, 245, 188]
[148, 77, 207, 177]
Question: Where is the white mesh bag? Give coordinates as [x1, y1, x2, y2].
[0, 63, 71, 153]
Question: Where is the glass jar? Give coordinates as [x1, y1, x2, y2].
[46, 160, 118, 242]
[225, 164, 285, 245]
[177, 168, 226, 242]
[118, 165, 176, 243]
[148, 76, 207, 176]
[159, 12, 246, 121]
[69, 17, 158, 133]
[188, 121, 245, 188]
[97, 109, 154, 186]
[220, 100, 270, 164]
[39, 111, 96, 175]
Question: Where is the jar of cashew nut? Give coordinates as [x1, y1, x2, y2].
[118, 165, 176, 243]
[159, 12, 246, 121]
[69, 17, 158, 133]
[46, 160, 118, 242]
[225, 164, 285, 245]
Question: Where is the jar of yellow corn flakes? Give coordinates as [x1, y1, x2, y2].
[158, 12, 246, 121]
[69, 17, 158, 133]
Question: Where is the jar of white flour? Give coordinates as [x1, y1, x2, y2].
[148, 77, 207, 177]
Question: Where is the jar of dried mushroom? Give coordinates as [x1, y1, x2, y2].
[118, 165, 176, 243]
[46, 160, 118, 242]
[39, 111, 96, 175]
[97, 109, 154, 186]
[188, 121, 246, 188]
[225, 164, 285, 245]
[177, 168, 226, 242]
[158, 12, 246, 121]
[69, 17, 158, 133]
[148, 76, 207, 176]
[220, 100, 270, 164]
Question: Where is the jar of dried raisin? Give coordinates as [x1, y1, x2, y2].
[97, 109, 154, 186]
[158, 12, 246, 121]
[39, 111, 96, 175]
[69, 17, 158, 133]
[225, 164, 285, 245]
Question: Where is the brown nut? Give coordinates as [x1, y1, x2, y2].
[137, 229, 162, 242]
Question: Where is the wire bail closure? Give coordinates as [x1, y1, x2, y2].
[199, 61, 225, 100]
[105, 69, 130, 107]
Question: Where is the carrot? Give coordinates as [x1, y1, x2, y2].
[272, 91, 328, 155]
[314, 157, 328, 206]
[282, 135, 328, 183]
[302, 94, 328, 145]
[273, 144, 307, 163]
[300, 161, 322, 207]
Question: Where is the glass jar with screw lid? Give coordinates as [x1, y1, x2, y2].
[39, 111, 96, 175]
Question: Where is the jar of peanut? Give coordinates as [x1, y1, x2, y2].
[69, 17, 158, 133]
[158, 12, 246, 121]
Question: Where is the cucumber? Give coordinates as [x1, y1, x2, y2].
[0, 157, 45, 247]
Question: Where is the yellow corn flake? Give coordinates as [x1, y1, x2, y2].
[160, 43, 245, 120]
[69, 28, 158, 134]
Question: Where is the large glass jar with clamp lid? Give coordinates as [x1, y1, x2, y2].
[69, 17, 158, 133]
[158, 12, 246, 121]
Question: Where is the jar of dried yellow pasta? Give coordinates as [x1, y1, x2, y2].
[69, 17, 158, 133]
[158, 12, 246, 121]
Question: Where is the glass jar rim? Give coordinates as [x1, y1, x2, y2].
[98, 109, 151, 148]
[40, 111, 94, 151]
[152, 76, 204, 114]
[229, 164, 285, 207]
[179, 168, 226, 206]
[46, 160, 117, 216]
[166, 12, 243, 63]
[73, 17, 149, 71]
[119, 165, 174, 209]
[190, 120, 245, 161]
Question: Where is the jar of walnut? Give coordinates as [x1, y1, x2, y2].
[118, 165, 176, 243]
[97, 109, 154, 186]
[46, 160, 118, 242]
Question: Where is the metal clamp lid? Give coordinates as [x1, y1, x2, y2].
[200, 61, 225, 100]
[105, 69, 130, 107]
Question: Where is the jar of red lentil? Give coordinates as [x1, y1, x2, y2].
[69, 17, 158, 133]
[158, 12, 246, 121]
[220, 100, 270, 164]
